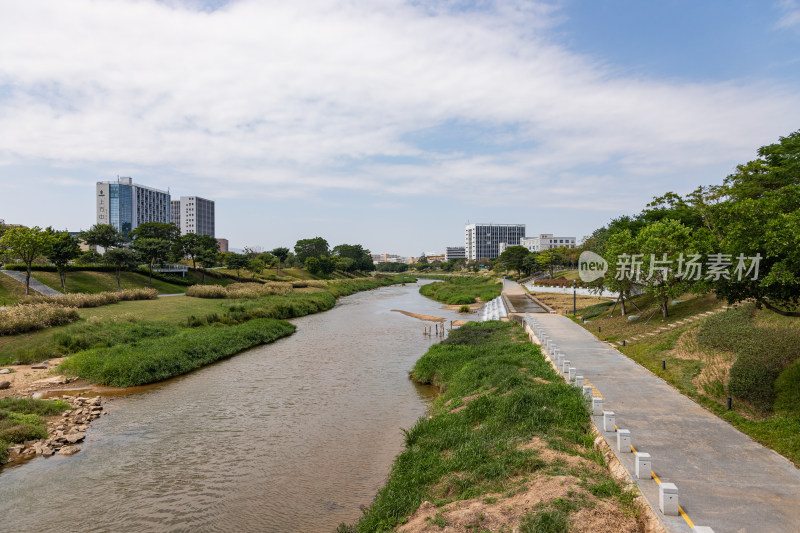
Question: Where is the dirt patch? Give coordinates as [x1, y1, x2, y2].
[392, 309, 446, 322]
[399, 473, 640, 533]
[530, 292, 612, 316]
[0, 358, 85, 399]
[670, 327, 735, 395]
[449, 388, 497, 414]
[518, 436, 602, 473]
[442, 303, 483, 311]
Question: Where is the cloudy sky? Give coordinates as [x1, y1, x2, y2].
[1, 0, 799, 255]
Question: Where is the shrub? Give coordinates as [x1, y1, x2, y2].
[0, 303, 79, 335]
[774, 359, 800, 417]
[458, 305, 471, 313]
[186, 284, 227, 298]
[0, 398, 70, 462]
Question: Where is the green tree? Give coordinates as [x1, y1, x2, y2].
[271, 247, 290, 272]
[195, 248, 218, 283]
[225, 252, 249, 281]
[75, 250, 102, 266]
[175, 233, 219, 269]
[332, 244, 373, 272]
[318, 255, 336, 275]
[80, 224, 124, 250]
[132, 237, 172, 285]
[45, 230, 81, 292]
[497, 245, 531, 277]
[130, 222, 180, 243]
[247, 258, 265, 280]
[0, 226, 52, 295]
[305, 256, 321, 275]
[103, 248, 137, 292]
[294, 237, 329, 263]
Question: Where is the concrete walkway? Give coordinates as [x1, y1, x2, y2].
[0, 270, 62, 296]
[525, 312, 800, 533]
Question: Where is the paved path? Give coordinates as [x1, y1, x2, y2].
[0, 270, 62, 296]
[525, 313, 800, 533]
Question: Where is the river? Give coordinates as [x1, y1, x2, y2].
[0, 281, 466, 532]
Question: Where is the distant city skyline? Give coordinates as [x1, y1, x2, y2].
[2, 1, 800, 256]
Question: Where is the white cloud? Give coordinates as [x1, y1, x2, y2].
[777, 0, 800, 29]
[0, 0, 798, 211]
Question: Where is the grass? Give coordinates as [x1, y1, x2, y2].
[59, 318, 296, 387]
[0, 273, 27, 306]
[528, 291, 613, 317]
[579, 293, 800, 466]
[347, 321, 636, 532]
[420, 276, 502, 305]
[31, 271, 189, 295]
[0, 398, 71, 462]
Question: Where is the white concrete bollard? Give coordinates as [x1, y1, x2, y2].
[582, 385, 592, 401]
[603, 411, 615, 432]
[635, 452, 652, 479]
[575, 375, 584, 388]
[659, 483, 679, 516]
[562, 360, 570, 373]
[592, 397, 603, 415]
[617, 429, 631, 452]
[692, 527, 716, 533]
[557, 354, 565, 368]
[568, 367, 576, 382]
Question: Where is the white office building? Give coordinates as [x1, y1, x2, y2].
[171, 196, 215, 237]
[465, 223, 526, 260]
[445, 246, 466, 261]
[520, 234, 576, 252]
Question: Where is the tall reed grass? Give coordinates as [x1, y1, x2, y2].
[22, 288, 158, 308]
[0, 304, 80, 335]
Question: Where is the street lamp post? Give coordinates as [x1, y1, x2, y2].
[573, 280, 577, 317]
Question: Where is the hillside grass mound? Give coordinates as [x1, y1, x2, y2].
[419, 276, 502, 305]
[346, 321, 640, 532]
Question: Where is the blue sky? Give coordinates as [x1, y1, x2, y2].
[1, 0, 799, 256]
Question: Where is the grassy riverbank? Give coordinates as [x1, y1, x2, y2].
[419, 276, 502, 305]
[344, 321, 640, 532]
[0, 398, 71, 463]
[0, 275, 415, 388]
[581, 295, 800, 466]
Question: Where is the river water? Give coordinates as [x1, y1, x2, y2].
[0, 282, 466, 532]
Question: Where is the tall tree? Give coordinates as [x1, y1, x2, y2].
[103, 248, 137, 292]
[80, 224, 124, 251]
[497, 245, 531, 277]
[45, 230, 81, 292]
[132, 237, 172, 285]
[225, 252, 249, 281]
[129, 222, 180, 243]
[195, 248, 218, 284]
[271, 247, 290, 272]
[0, 226, 51, 295]
[294, 237, 329, 263]
[332, 244, 372, 272]
[176, 233, 219, 269]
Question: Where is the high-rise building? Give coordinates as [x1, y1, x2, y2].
[465, 223, 526, 260]
[96, 177, 170, 236]
[172, 196, 215, 237]
[216, 238, 229, 253]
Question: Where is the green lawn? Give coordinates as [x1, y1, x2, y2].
[0, 273, 27, 306]
[32, 271, 189, 295]
[419, 276, 502, 304]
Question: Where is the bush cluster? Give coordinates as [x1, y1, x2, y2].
[0, 398, 71, 462]
[0, 303, 80, 336]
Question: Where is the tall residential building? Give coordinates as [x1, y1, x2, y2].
[172, 196, 215, 237]
[216, 238, 229, 253]
[520, 234, 577, 252]
[96, 177, 170, 236]
[465, 223, 526, 260]
[445, 246, 466, 261]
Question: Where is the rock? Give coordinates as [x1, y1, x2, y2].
[9, 445, 24, 455]
[57, 446, 80, 456]
[40, 446, 55, 456]
[31, 392, 43, 399]
[30, 364, 48, 370]
[0, 381, 9, 390]
[11, 361, 22, 365]
[65, 432, 85, 444]
[0, 368, 10, 374]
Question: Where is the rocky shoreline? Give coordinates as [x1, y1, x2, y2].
[2, 395, 104, 465]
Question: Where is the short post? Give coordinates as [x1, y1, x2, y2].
[635, 452, 652, 479]
[727, 397, 732, 410]
[692, 527, 716, 533]
[582, 385, 592, 401]
[662, 360, 666, 370]
[592, 397, 603, 415]
[603, 411, 615, 432]
[617, 429, 631, 452]
[659, 483, 679, 516]
[568, 367, 576, 382]
[622, 339, 626, 346]
[575, 375, 584, 388]
[557, 354, 565, 368]
[562, 360, 570, 373]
